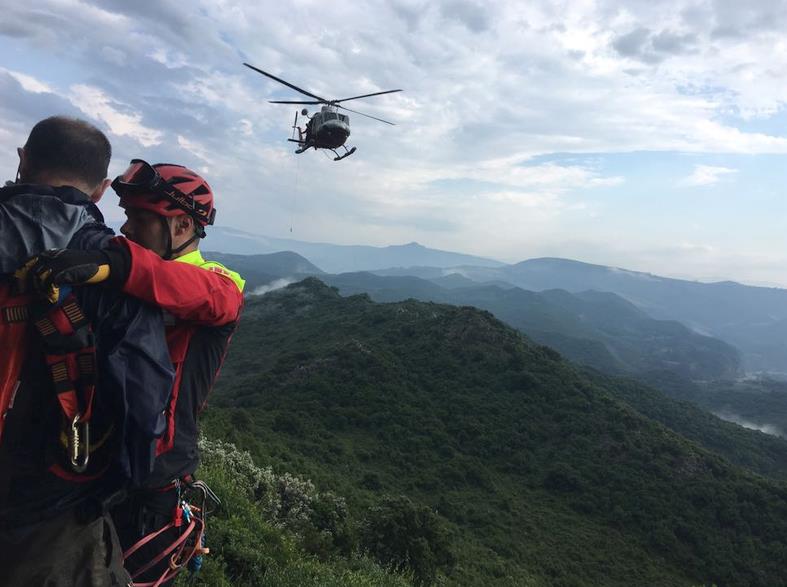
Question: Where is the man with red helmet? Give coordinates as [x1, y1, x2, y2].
[27, 160, 244, 584]
[111, 161, 244, 584]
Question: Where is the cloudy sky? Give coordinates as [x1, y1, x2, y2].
[1, 0, 786, 285]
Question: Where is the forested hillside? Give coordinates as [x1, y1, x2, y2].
[195, 279, 787, 586]
[322, 272, 742, 379]
[198, 252, 743, 380]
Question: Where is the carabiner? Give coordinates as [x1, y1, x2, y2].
[69, 413, 90, 473]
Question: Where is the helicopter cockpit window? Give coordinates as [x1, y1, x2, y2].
[338, 114, 349, 122]
[325, 112, 337, 120]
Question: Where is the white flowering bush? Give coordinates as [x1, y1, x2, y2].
[198, 436, 351, 553]
[174, 435, 408, 586]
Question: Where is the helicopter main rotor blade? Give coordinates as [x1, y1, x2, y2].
[334, 89, 403, 103]
[337, 104, 396, 125]
[269, 100, 323, 104]
[243, 63, 327, 103]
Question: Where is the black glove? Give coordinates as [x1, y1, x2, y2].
[17, 246, 129, 303]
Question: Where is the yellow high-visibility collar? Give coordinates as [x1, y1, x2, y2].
[175, 249, 245, 292]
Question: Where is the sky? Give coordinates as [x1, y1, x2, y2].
[1, 0, 786, 286]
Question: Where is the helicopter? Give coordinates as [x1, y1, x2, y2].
[243, 63, 401, 161]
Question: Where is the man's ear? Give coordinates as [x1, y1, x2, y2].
[175, 214, 194, 236]
[89, 178, 111, 203]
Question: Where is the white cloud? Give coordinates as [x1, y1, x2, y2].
[251, 277, 296, 296]
[57, 0, 128, 26]
[100, 46, 127, 67]
[177, 135, 213, 164]
[677, 241, 716, 254]
[483, 191, 560, 208]
[714, 411, 784, 438]
[68, 84, 163, 147]
[148, 47, 190, 69]
[0, 68, 52, 94]
[237, 119, 254, 136]
[680, 165, 738, 186]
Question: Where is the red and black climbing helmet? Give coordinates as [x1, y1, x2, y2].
[112, 160, 216, 237]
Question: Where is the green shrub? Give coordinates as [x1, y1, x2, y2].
[361, 495, 455, 585]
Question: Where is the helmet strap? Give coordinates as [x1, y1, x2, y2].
[161, 215, 175, 260]
[160, 215, 202, 260]
[169, 233, 200, 259]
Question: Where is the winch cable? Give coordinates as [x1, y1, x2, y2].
[290, 152, 301, 233]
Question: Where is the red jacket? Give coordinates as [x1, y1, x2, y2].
[113, 238, 244, 487]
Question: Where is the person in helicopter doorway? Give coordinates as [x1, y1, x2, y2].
[25, 160, 245, 585]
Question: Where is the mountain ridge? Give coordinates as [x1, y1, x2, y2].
[202, 226, 506, 273]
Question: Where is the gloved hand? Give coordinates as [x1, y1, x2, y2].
[16, 247, 127, 304]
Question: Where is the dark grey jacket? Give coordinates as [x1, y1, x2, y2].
[0, 183, 174, 522]
[0, 184, 99, 273]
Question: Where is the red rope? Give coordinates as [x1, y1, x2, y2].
[133, 517, 206, 587]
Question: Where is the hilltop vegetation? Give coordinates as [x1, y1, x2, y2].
[179, 438, 411, 586]
[197, 279, 787, 586]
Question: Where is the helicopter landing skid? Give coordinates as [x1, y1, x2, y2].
[333, 147, 356, 161]
[288, 138, 310, 154]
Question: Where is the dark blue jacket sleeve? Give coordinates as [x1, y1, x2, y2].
[70, 225, 175, 486]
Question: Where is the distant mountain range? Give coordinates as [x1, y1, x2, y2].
[322, 272, 742, 380]
[202, 227, 504, 273]
[199, 250, 740, 380]
[387, 258, 787, 374]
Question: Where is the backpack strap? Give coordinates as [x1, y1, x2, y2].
[2, 303, 29, 323]
[0, 279, 32, 443]
[0, 281, 99, 475]
[31, 294, 97, 473]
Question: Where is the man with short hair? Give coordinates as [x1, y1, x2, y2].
[0, 116, 175, 585]
[0, 116, 111, 270]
